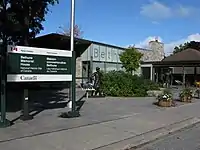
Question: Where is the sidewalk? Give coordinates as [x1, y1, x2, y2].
[0, 98, 200, 150]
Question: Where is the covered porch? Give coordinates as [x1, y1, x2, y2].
[152, 48, 200, 87]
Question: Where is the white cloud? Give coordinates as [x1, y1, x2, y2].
[135, 36, 163, 49]
[176, 5, 198, 17]
[140, 1, 172, 20]
[140, 1, 198, 20]
[135, 33, 200, 56]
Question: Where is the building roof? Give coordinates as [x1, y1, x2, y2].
[32, 33, 155, 52]
[32, 33, 126, 50]
[162, 48, 200, 62]
[30, 33, 92, 57]
[152, 48, 200, 67]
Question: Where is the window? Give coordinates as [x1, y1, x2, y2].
[141, 67, 151, 79]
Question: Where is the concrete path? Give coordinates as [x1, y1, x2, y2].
[1, 97, 200, 150]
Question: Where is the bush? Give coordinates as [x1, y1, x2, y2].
[102, 71, 160, 97]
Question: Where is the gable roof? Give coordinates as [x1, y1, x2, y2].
[162, 48, 200, 62]
[151, 48, 200, 67]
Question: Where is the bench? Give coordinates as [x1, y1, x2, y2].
[80, 83, 96, 99]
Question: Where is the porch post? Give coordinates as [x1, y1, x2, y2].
[150, 65, 153, 81]
[151, 66, 155, 82]
[182, 66, 186, 87]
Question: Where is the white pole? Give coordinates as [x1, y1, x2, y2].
[69, 0, 78, 115]
[68, 0, 75, 109]
[70, 0, 75, 52]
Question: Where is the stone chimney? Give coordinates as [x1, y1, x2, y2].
[148, 37, 165, 61]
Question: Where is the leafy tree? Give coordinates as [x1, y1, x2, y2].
[173, 41, 200, 54]
[58, 24, 84, 38]
[120, 47, 143, 74]
[0, 0, 59, 45]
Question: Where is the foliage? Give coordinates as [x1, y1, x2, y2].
[173, 41, 200, 54]
[0, 0, 59, 44]
[179, 88, 192, 98]
[119, 47, 143, 73]
[157, 89, 172, 102]
[58, 24, 84, 38]
[101, 71, 160, 97]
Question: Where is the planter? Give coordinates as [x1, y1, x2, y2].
[158, 99, 172, 107]
[181, 96, 192, 103]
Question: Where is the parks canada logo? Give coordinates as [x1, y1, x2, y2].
[20, 76, 37, 81]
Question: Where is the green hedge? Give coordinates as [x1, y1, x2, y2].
[102, 71, 159, 97]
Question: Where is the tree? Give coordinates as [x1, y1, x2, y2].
[0, 0, 59, 45]
[173, 41, 200, 54]
[120, 47, 143, 74]
[58, 24, 84, 38]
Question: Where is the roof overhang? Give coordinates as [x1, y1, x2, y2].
[152, 61, 200, 67]
[30, 33, 92, 57]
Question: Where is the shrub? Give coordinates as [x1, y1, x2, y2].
[102, 71, 160, 97]
[179, 88, 192, 98]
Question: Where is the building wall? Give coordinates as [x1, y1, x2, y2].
[76, 40, 165, 84]
[76, 56, 82, 85]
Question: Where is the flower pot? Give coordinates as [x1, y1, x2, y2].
[158, 99, 172, 107]
[181, 96, 192, 103]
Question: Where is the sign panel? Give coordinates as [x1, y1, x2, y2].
[7, 46, 72, 82]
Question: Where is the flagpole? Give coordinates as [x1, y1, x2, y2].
[61, 0, 80, 118]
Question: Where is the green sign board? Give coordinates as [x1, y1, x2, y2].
[7, 46, 72, 82]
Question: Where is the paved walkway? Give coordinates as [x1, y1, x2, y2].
[1, 93, 200, 150]
[138, 122, 200, 150]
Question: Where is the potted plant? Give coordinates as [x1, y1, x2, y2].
[179, 88, 192, 102]
[157, 89, 173, 107]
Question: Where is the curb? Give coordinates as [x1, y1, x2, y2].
[92, 117, 200, 150]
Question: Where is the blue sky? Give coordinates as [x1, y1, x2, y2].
[40, 0, 200, 54]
